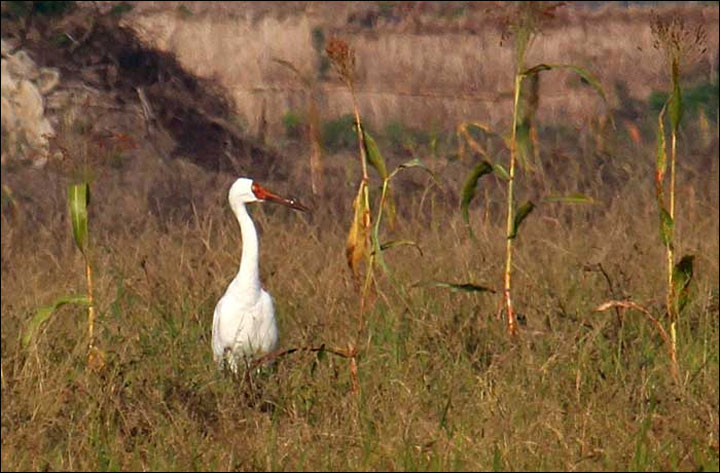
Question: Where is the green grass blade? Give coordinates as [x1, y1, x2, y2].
[22, 295, 90, 348]
[492, 444, 504, 472]
[413, 281, 495, 293]
[522, 63, 607, 103]
[370, 180, 393, 279]
[363, 130, 389, 180]
[655, 102, 669, 189]
[68, 183, 89, 254]
[461, 161, 493, 232]
[543, 193, 596, 204]
[659, 208, 674, 249]
[510, 200, 535, 239]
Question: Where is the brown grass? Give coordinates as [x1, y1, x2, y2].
[1, 112, 718, 469]
[1, 2, 719, 471]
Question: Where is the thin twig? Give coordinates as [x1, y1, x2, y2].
[584, 263, 622, 323]
[594, 300, 678, 380]
[248, 344, 356, 372]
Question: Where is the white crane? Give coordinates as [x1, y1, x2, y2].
[212, 177, 308, 374]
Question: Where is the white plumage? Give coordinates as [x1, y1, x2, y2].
[212, 177, 307, 373]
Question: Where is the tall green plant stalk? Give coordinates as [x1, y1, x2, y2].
[326, 38, 432, 392]
[502, 2, 536, 337]
[350, 90, 373, 322]
[668, 127, 677, 363]
[458, 3, 606, 337]
[326, 37, 368, 394]
[68, 183, 97, 352]
[325, 37, 372, 325]
[599, 14, 704, 381]
[651, 13, 705, 378]
[666, 60, 681, 364]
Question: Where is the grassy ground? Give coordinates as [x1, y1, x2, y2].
[1, 4, 718, 470]
[1, 124, 718, 471]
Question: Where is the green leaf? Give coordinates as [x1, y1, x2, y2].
[492, 444, 504, 473]
[388, 158, 434, 181]
[669, 59, 683, 133]
[363, 130, 388, 180]
[521, 63, 607, 103]
[22, 295, 90, 348]
[492, 163, 510, 181]
[381, 158, 435, 231]
[315, 343, 327, 363]
[379, 240, 423, 256]
[543, 193, 595, 204]
[413, 281, 495, 293]
[461, 161, 493, 232]
[515, 119, 534, 172]
[382, 186, 397, 230]
[672, 254, 694, 314]
[68, 183, 89, 254]
[659, 207, 674, 249]
[370, 180, 393, 278]
[510, 200, 535, 239]
[655, 102, 668, 187]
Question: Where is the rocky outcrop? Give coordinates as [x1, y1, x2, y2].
[1, 39, 60, 167]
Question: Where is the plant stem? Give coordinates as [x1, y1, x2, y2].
[504, 74, 523, 337]
[85, 256, 95, 349]
[308, 88, 324, 196]
[350, 85, 372, 322]
[667, 129, 678, 369]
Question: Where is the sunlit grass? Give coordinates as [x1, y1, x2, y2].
[1, 151, 717, 470]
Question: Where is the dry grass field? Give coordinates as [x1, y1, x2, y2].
[1, 1, 719, 471]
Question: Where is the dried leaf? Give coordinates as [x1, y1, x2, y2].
[346, 183, 369, 278]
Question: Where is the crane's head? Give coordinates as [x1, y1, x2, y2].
[229, 178, 309, 212]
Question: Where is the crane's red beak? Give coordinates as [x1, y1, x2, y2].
[251, 182, 309, 212]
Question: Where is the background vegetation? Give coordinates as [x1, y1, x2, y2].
[1, 1, 718, 471]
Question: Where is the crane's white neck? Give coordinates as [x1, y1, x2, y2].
[229, 202, 262, 297]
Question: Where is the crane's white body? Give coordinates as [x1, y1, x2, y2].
[212, 178, 279, 373]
